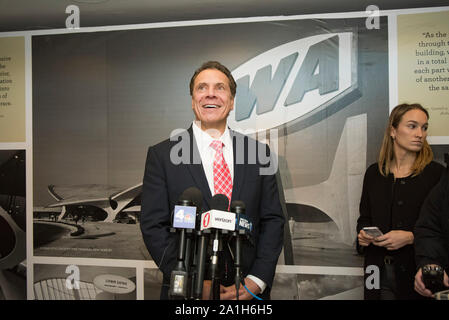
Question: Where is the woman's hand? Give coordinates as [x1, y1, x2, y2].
[372, 230, 414, 250]
[357, 229, 375, 247]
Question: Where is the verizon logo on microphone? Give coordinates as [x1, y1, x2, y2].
[201, 210, 236, 231]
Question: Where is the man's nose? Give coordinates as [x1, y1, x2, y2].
[206, 87, 217, 97]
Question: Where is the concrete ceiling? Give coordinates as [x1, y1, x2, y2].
[0, 0, 448, 32]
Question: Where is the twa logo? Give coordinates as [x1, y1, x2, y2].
[229, 33, 356, 133]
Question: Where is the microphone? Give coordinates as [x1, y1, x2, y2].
[194, 194, 230, 300]
[182, 188, 202, 300]
[200, 210, 236, 231]
[207, 194, 230, 300]
[233, 203, 252, 233]
[230, 200, 255, 300]
[172, 187, 202, 229]
[169, 187, 202, 299]
[230, 200, 245, 300]
[178, 187, 202, 275]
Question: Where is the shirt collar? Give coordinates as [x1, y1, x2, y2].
[192, 121, 233, 151]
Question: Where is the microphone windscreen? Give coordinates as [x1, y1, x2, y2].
[230, 200, 245, 214]
[210, 194, 229, 211]
[179, 187, 203, 209]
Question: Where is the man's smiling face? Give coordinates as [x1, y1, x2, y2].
[191, 68, 235, 132]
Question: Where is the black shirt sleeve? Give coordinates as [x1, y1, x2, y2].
[414, 167, 449, 270]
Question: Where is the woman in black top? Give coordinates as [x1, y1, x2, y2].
[357, 103, 444, 300]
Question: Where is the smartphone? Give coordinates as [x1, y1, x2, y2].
[363, 226, 383, 238]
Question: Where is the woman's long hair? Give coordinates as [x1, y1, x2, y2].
[378, 103, 433, 177]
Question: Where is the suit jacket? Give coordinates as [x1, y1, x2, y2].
[140, 126, 285, 299]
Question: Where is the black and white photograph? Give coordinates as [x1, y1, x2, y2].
[0, 150, 26, 300]
[143, 267, 164, 300]
[33, 183, 149, 260]
[32, 17, 388, 270]
[29, 16, 393, 300]
[272, 273, 364, 300]
[33, 264, 136, 300]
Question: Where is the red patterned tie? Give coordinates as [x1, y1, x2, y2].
[210, 140, 233, 205]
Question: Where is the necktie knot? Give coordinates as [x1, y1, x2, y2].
[210, 140, 223, 152]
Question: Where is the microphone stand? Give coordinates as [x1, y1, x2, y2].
[168, 199, 192, 299]
[231, 203, 246, 300]
[168, 227, 188, 299]
[187, 232, 196, 300]
[185, 228, 195, 299]
[194, 229, 210, 300]
[234, 229, 242, 301]
[209, 229, 221, 300]
[169, 187, 203, 300]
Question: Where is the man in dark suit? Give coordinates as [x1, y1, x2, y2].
[140, 61, 285, 300]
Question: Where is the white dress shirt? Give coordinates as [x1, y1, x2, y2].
[192, 121, 234, 195]
[191, 121, 266, 295]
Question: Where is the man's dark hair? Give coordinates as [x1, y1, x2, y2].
[189, 61, 237, 97]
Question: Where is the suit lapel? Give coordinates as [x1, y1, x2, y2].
[186, 126, 212, 210]
[231, 129, 245, 203]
